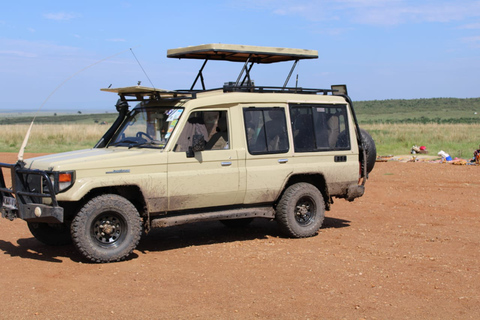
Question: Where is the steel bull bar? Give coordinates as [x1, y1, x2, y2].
[0, 162, 63, 223]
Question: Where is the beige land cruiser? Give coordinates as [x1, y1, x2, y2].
[0, 44, 376, 262]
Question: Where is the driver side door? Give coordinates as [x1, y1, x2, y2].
[167, 109, 242, 211]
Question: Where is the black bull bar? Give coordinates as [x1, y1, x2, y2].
[0, 162, 63, 223]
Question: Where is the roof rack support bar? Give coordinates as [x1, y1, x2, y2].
[190, 59, 209, 91]
[240, 62, 255, 87]
[283, 59, 298, 89]
[235, 54, 252, 86]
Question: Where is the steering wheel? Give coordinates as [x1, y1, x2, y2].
[136, 131, 154, 141]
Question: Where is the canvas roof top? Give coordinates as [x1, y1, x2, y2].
[167, 44, 318, 63]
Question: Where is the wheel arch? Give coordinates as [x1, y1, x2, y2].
[278, 173, 332, 211]
[67, 185, 148, 219]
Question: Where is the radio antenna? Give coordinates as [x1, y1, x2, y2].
[17, 47, 135, 162]
[130, 48, 155, 89]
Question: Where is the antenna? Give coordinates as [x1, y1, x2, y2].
[17, 47, 135, 163]
[130, 48, 155, 89]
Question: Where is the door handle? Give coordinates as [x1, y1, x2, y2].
[221, 162, 232, 166]
[278, 159, 288, 164]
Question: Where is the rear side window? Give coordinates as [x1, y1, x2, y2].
[244, 107, 289, 154]
[290, 104, 350, 152]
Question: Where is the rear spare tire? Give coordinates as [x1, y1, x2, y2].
[359, 128, 376, 174]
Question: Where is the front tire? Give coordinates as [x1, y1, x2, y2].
[27, 222, 72, 246]
[276, 183, 325, 238]
[71, 194, 142, 263]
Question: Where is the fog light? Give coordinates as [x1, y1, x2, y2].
[34, 207, 42, 217]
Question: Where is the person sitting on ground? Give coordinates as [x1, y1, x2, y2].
[474, 144, 480, 164]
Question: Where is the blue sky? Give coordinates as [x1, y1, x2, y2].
[1, 0, 479, 111]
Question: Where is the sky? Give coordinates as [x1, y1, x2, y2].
[1, 0, 479, 111]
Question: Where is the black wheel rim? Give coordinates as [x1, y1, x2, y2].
[294, 196, 316, 226]
[91, 212, 126, 247]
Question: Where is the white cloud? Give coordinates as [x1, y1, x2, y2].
[43, 12, 78, 21]
[0, 39, 81, 58]
[462, 35, 480, 47]
[107, 38, 127, 42]
[0, 50, 37, 58]
[457, 22, 480, 29]
[240, 0, 480, 26]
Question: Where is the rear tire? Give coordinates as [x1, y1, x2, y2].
[71, 194, 142, 263]
[276, 183, 325, 238]
[27, 222, 72, 246]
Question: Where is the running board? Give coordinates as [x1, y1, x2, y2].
[151, 207, 275, 228]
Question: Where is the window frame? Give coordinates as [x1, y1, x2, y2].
[173, 109, 230, 152]
[243, 106, 290, 155]
[289, 103, 351, 153]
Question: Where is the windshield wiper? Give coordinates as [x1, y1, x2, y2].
[127, 140, 163, 149]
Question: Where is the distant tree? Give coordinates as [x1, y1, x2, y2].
[54, 113, 57, 116]
[78, 111, 82, 114]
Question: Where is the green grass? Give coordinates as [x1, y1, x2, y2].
[362, 123, 479, 159]
[355, 97, 480, 124]
[0, 112, 117, 125]
[1, 97, 479, 157]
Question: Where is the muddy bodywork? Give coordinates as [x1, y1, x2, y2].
[0, 44, 374, 262]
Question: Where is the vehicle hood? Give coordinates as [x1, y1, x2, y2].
[24, 148, 165, 171]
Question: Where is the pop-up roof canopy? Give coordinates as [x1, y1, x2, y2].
[167, 43, 318, 63]
[101, 44, 325, 100]
[167, 44, 318, 90]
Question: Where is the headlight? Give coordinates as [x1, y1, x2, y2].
[45, 171, 75, 193]
[58, 172, 75, 192]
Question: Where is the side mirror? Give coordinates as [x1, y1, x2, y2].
[186, 134, 206, 158]
[192, 134, 206, 152]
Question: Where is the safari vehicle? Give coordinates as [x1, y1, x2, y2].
[0, 44, 376, 263]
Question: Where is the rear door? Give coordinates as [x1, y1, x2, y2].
[289, 103, 359, 194]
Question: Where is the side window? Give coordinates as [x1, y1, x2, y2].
[290, 104, 350, 152]
[175, 110, 229, 152]
[243, 107, 289, 154]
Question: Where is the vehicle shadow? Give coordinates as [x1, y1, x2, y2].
[0, 238, 80, 263]
[137, 216, 350, 254]
[0, 217, 349, 263]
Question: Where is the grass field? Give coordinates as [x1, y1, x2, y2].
[1, 97, 479, 159]
[0, 124, 107, 153]
[1, 122, 478, 160]
[362, 123, 479, 159]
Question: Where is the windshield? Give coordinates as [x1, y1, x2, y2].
[109, 107, 184, 149]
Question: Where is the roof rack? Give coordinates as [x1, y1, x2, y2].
[167, 44, 318, 91]
[100, 86, 199, 102]
[222, 85, 335, 95]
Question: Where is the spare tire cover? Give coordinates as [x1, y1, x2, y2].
[359, 128, 376, 174]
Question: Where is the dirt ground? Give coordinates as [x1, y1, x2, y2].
[0, 152, 479, 319]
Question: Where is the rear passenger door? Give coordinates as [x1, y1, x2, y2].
[242, 106, 294, 204]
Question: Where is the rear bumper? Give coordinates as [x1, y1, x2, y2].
[346, 184, 365, 201]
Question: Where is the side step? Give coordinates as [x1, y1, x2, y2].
[151, 206, 275, 228]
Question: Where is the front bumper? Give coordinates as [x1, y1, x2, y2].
[0, 162, 64, 223]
